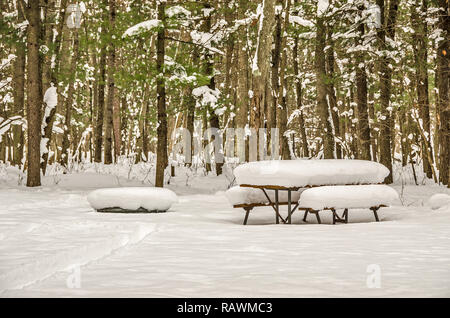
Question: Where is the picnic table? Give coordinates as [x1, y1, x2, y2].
[227, 159, 398, 225]
[238, 184, 301, 224]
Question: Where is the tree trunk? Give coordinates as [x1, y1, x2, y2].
[41, 0, 69, 173]
[412, 0, 432, 178]
[94, 43, 107, 163]
[355, 13, 371, 160]
[277, 0, 291, 159]
[436, 0, 449, 186]
[250, 0, 275, 160]
[12, 4, 26, 167]
[235, 0, 248, 162]
[293, 26, 309, 157]
[25, 0, 43, 186]
[60, 29, 80, 167]
[203, 3, 223, 175]
[315, 11, 334, 159]
[326, 26, 342, 159]
[104, 0, 116, 164]
[377, 0, 399, 183]
[269, 6, 281, 156]
[155, 2, 167, 187]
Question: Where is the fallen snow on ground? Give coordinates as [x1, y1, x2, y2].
[0, 165, 449, 297]
[428, 193, 450, 211]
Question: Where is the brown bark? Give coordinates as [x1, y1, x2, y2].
[25, 0, 43, 186]
[113, 89, 121, 159]
[315, 13, 334, 159]
[377, 0, 399, 183]
[293, 28, 309, 157]
[355, 16, 371, 160]
[250, 0, 275, 160]
[269, 6, 281, 154]
[60, 29, 80, 167]
[41, 0, 69, 173]
[104, 0, 116, 164]
[436, 0, 449, 186]
[203, 3, 223, 175]
[326, 27, 342, 159]
[12, 4, 26, 166]
[94, 43, 107, 163]
[412, 0, 432, 178]
[277, 0, 291, 159]
[235, 0, 248, 161]
[155, 2, 167, 187]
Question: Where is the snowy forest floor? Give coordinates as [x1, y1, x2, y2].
[0, 163, 449, 297]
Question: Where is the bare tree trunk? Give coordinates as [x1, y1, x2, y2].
[41, 0, 69, 173]
[104, 0, 116, 164]
[293, 26, 309, 157]
[60, 29, 79, 167]
[25, 0, 43, 186]
[436, 0, 449, 186]
[12, 3, 26, 167]
[203, 3, 223, 175]
[269, 5, 281, 155]
[94, 44, 107, 163]
[250, 0, 275, 160]
[377, 0, 399, 183]
[326, 27, 342, 159]
[355, 11, 371, 160]
[142, 98, 151, 161]
[277, 0, 291, 159]
[315, 11, 334, 159]
[155, 2, 167, 187]
[235, 0, 248, 161]
[368, 76, 378, 161]
[41, 0, 56, 92]
[412, 0, 432, 178]
[113, 91, 121, 159]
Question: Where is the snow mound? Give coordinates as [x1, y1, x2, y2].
[87, 187, 178, 212]
[233, 160, 390, 188]
[299, 185, 399, 210]
[428, 193, 450, 210]
[225, 186, 303, 205]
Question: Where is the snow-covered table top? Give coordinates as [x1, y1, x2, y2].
[233, 159, 389, 188]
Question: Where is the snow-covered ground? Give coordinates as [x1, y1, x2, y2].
[0, 163, 449, 297]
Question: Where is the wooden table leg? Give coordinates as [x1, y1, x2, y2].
[243, 208, 251, 225]
[288, 189, 292, 224]
[275, 190, 279, 224]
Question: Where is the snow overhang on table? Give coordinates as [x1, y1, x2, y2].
[233, 159, 390, 188]
[87, 187, 178, 213]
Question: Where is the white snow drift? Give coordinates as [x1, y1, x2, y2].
[298, 185, 399, 210]
[87, 187, 178, 212]
[233, 159, 389, 188]
[428, 193, 450, 210]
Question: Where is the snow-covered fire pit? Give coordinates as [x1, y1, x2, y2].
[87, 187, 178, 213]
